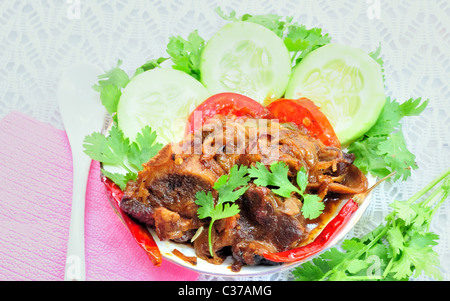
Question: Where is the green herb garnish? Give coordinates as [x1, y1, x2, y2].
[195, 165, 250, 257]
[293, 168, 450, 281]
[83, 124, 162, 189]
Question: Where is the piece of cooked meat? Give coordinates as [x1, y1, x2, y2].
[153, 207, 200, 242]
[120, 143, 225, 241]
[231, 184, 308, 269]
[119, 116, 368, 268]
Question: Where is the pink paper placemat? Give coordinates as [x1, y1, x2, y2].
[0, 111, 199, 281]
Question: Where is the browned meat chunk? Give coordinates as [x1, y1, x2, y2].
[118, 116, 368, 269]
[120, 143, 225, 241]
[153, 207, 200, 242]
[229, 185, 307, 269]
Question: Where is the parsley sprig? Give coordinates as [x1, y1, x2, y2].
[195, 165, 250, 257]
[83, 124, 162, 189]
[166, 30, 205, 81]
[348, 97, 428, 181]
[293, 168, 450, 281]
[249, 162, 324, 219]
[92, 60, 130, 123]
[195, 162, 325, 256]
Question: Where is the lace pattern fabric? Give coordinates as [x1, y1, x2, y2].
[1, 0, 449, 281]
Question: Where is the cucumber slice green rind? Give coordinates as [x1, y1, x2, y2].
[117, 68, 210, 145]
[285, 43, 386, 146]
[200, 21, 291, 104]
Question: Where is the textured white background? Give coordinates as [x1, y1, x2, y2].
[0, 0, 449, 281]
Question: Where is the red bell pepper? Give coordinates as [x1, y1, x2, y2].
[263, 199, 359, 263]
[101, 176, 162, 266]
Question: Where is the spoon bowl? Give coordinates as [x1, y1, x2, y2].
[57, 62, 106, 280]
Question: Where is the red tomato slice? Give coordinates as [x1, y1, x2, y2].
[267, 98, 341, 147]
[186, 92, 271, 134]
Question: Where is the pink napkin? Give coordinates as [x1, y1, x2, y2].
[0, 111, 199, 281]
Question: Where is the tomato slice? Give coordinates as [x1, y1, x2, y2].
[186, 92, 271, 134]
[267, 98, 341, 147]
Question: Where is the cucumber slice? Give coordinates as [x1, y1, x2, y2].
[117, 68, 210, 144]
[285, 43, 385, 146]
[200, 21, 291, 104]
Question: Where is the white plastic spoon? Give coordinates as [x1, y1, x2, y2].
[57, 62, 106, 281]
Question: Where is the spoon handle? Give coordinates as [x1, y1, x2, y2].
[64, 149, 91, 281]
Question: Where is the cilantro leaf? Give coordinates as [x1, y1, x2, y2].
[296, 166, 324, 219]
[346, 258, 369, 274]
[389, 200, 431, 228]
[365, 97, 428, 137]
[386, 225, 405, 256]
[83, 124, 130, 166]
[127, 126, 163, 171]
[369, 44, 386, 85]
[301, 194, 325, 219]
[369, 44, 384, 67]
[295, 166, 309, 194]
[196, 170, 245, 222]
[134, 57, 169, 76]
[92, 60, 130, 121]
[212, 203, 241, 221]
[376, 131, 417, 180]
[249, 162, 324, 219]
[214, 165, 250, 205]
[93, 60, 130, 92]
[292, 169, 450, 281]
[166, 30, 205, 80]
[83, 124, 162, 190]
[285, 25, 331, 65]
[100, 168, 137, 190]
[389, 231, 441, 280]
[292, 260, 324, 281]
[399, 96, 429, 116]
[195, 164, 250, 256]
[195, 191, 216, 220]
[214, 7, 239, 21]
[215, 7, 291, 37]
[348, 97, 429, 181]
[98, 84, 121, 117]
[249, 161, 300, 197]
[242, 14, 291, 38]
[348, 136, 391, 177]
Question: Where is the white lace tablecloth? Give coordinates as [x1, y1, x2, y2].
[1, 0, 449, 281]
